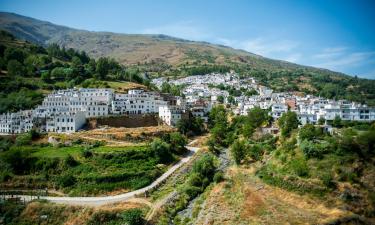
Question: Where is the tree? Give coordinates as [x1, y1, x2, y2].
[169, 132, 187, 154]
[96, 57, 110, 79]
[318, 117, 325, 125]
[230, 139, 246, 164]
[217, 95, 224, 104]
[150, 138, 173, 163]
[4, 47, 26, 62]
[332, 116, 342, 128]
[41, 71, 51, 82]
[177, 116, 204, 136]
[227, 95, 235, 104]
[278, 111, 299, 137]
[242, 107, 269, 137]
[7, 60, 25, 76]
[51, 67, 66, 80]
[299, 124, 320, 141]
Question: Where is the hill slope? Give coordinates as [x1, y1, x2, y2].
[1, 12, 375, 105]
[0, 12, 341, 71]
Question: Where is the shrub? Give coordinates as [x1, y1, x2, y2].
[57, 174, 76, 187]
[168, 132, 187, 155]
[213, 171, 224, 183]
[300, 140, 325, 159]
[64, 155, 78, 167]
[82, 149, 93, 158]
[15, 133, 32, 146]
[320, 173, 336, 188]
[299, 124, 321, 141]
[248, 144, 264, 161]
[120, 209, 144, 225]
[230, 139, 246, 164]
[150, 138, 173, 164]
[289, 159, 309, 177]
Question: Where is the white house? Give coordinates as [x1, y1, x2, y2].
[46, 111, 86, 133]
[158, 105, 185, 126]
[0, 110, 33, 134]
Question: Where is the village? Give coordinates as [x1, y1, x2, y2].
[1, 72, 375, 135]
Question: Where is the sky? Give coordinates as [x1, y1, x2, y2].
[1, 0, 375, 79]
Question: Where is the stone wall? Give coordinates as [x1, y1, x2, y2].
[88, 114, 159, 129]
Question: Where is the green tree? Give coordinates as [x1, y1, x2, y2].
[169, 132, 187, 154]
[278, 111, 299, 137]
[7, 60, 25, 76]
[41, 71, 51, 81]
[318, 117, 325, 125]
[150, 138, 173, 163]
[96, 57, 110, 79]
[4, 47, 26, 62]
[51, 67, 67, 80]
[299, 124, 321, 141]
[332, 116, 342, 128]
[230, 139, 246, 164]
[217, 95, 224, 104]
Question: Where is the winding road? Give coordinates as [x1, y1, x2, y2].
[2, 143, 199, 206]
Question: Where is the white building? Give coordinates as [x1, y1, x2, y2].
[111, 89, 167, 115]
[158, 105, 185, 126]
[0, 110, 33, 134]
[39, 88, 114, 118]
[46, 111, 86, 133]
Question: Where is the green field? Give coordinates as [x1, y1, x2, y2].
[0, 143, 168, 196]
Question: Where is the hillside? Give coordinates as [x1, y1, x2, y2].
[0, 30, 147, 114]
[1, 12, 375, 106]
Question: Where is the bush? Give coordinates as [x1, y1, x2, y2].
[82, 149, 93, 158]
[289, 159, 309, 177]
[15, 133, 32, 146]
[57, 173, 76, 187]
[64, 155, 78, 167]
[120, 209, 144, 225]
[213, 171, 224, 183]
[168, 132, 187, 155]
[299, 124, 322, 141]
[300, 140, 325, 159]
[248, 144, 264, 161]
[320, 173, 336, 188]
[230, 139, 246, 164]
[150, 138, 173, 164]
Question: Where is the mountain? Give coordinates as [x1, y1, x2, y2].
[0, 12, 334, 71]
[0, 12, 375, 105]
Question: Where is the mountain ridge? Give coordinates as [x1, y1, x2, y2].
[0, 11, 345, 75]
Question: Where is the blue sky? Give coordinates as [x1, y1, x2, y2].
[1, 0, 375, 79]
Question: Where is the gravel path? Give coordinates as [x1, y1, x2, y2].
[2, 143, 199, 206]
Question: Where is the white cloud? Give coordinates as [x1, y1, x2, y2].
[239, 38, 299, 56]
[313, 48, 375, 69]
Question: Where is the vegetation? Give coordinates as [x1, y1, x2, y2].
[176, 115, 205, 136]
[157, 152, 218, 224]
[0, 132, 189, 196]
[0, 30, 149, 113]
[0, 200, 147, 225]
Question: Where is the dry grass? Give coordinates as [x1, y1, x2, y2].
[195, 166, 351, 225]
[52, 125, 176, 146]
[17, 200, 149, 225]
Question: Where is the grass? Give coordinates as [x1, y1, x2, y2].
[1, 200, 149, 225]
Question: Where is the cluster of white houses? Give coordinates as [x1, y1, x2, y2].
[236, 92, 375, 125]
[1, 73, 375, 135]
[154, 72, 375, 126]
[0, 88, 186, 134]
